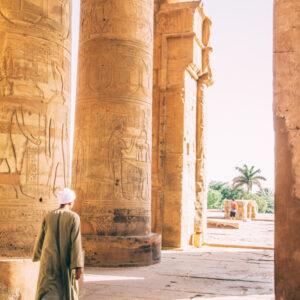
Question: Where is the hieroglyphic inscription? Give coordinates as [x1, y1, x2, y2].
[0, 0, 71, 256]
[0, 0, 71, 39]
[80, 0, 153, 44]
[73, 0, 153, 237]
[77, 42, 152, 101]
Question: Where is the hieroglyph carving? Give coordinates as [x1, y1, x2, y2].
[73, 0, 153, 238]
[0, 0, 71, 39]
[80, 0, 153, 44]
[108, 114, 150, 202]
[77, 42, 152, 100]
[0, 39, 69, 199]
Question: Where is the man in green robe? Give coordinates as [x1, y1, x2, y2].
[33, 188, 84, 300]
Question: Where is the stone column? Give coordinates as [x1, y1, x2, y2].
[152, 1, 212, 248]
[72, 0, 161, 267]
[274, 0, 300, 298]
[194, 83, 207, 241]
[194, 17, 213, 243]
[0, 0, 71, 257]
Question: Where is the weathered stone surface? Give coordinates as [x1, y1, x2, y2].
[0, 0, 71, 257]
[82, 234, 161, 267]
[151, 1, 212, 248]
[207, 220, 239, 229]
[0, 259, 39, 300]
[206, 211, 274, 249]
[274, 1, 300, 298]
[72, 0, 161, 266]
[82, 247, 274, 299]
[224, 200, 258, 221]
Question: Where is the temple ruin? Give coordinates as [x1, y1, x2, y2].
[0, 0, 299, 299]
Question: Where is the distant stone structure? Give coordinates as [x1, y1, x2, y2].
[224, 200, 258, 221]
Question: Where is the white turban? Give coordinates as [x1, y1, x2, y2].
[57, 188, 76, 204]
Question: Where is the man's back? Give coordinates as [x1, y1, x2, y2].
[33, 209, 83, 300]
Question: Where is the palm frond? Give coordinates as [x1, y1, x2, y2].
[252, 175, 266, 181]
[233, 182, 246, 191]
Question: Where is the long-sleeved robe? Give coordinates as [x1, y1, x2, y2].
[33, 209, 84, 300]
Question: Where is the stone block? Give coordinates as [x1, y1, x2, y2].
[192, 233, 203, 248]
[207, 220, 239, 229]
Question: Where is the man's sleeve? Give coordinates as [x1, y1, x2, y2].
[70, 215, 84, 269]
[32, 218, 46, 262]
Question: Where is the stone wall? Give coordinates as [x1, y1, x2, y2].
[0, 0, 71, 257]
[274, 0, 300, 298]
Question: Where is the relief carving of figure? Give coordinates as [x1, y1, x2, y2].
[135, 129, 150, 201]
[0, 41, 68, 199]
[0, 106, 41, 199]
[108, 119, 135, 200]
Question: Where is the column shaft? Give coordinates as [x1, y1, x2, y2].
[274, 0, 300, 298]
[72, 0, 161, 267]
[0, 0, 71, 257]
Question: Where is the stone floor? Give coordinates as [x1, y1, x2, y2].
[206, 212, 274, 248]
[82, 247, 274, 300]
[82, 213, 274, 299]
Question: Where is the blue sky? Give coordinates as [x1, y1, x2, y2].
[71, 0, 274, 188]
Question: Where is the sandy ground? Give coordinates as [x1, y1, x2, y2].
[82, 214, 274, 300]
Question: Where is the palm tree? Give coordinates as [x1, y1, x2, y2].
[233, 164, 266, 193]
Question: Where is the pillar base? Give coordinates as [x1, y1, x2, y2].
[82, 233, 161, 267]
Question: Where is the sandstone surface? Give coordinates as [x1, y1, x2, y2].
[274, 0, 300, 298]
[0, 259, 39, 300]
[0, 0, 71, 257]
[152, 0, 212, 248]
[72, 0, 161, 266]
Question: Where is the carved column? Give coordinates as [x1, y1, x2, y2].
[194, 17, 212, 243]
[0, 0, 71, 257]
[72, 0, 161, 266]
[152, 1, 212, 248]
[274, 0, 300, 298]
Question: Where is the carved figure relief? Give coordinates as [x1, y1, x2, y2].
[108, 118, 135, 200]
[136, 129, 150, 201]
[0, 35, 69, 200]
[106, 111, 151, 202]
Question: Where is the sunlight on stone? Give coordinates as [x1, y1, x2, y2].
[84, 274, 144, 283]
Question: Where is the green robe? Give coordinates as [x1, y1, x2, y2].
[33, 209, 84, 300]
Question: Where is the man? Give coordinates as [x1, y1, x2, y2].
[230, 198, 237, 220]
[33, 188, 83, 300]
